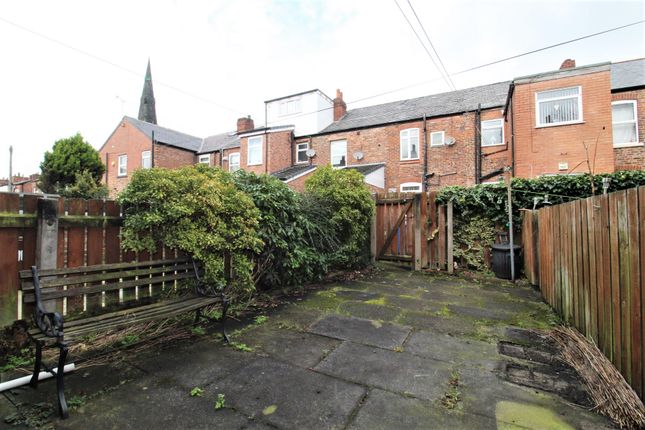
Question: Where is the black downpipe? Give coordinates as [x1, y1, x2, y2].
[510, 97, 515, 176]
[151, 130, 155, 168]
[422, 115, 428, 191]
[474, 104, 481, 184]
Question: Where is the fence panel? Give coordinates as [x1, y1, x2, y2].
[523, 186, 644, 399]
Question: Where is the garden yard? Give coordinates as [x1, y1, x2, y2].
[1, 265, 615, 429]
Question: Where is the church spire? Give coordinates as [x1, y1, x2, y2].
[138, 59, 157, 124]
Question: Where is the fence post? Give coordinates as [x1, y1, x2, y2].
[35, 196, 59, 312]
[447, 201, 454, 274]
[414, 194, 422, 271]
[371, 196, 377, 263]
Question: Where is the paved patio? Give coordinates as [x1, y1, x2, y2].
[1, 265, 615, 429]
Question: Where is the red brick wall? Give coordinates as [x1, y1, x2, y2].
[511, 70, 615, 178]
[238, 130, 293, 175]
[611, 88, 645, 170]
[153, 143, 195, 169]
[99, 120, 152, 197]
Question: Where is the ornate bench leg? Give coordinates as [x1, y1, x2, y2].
[29, 341, 43, 388]
[221, 296, 230, 344]
[56, 342, 69, 419]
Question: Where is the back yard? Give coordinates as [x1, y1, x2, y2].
[2, 265, 614, 429]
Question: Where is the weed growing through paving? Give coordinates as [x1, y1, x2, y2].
[441, 370, 462, 410]
[67, 395, 86, 409]
[0, 349, 33, 372]
[190, 387, 204, 397]
[230, 342, 253, 352]
[254, 315, 269, 325]
[214, 394, 226, 410]
[191, 326, 206, 336]
[434, 306, 451, 318]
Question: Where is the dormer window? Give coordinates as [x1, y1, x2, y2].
[279, 98, 301, 116]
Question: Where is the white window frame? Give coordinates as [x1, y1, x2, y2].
[481, 119, 505, 147]
[612, 100, 640, 148]
[400, 182, 422, 193]
[430, 131, 445, 147]
[198, 154, 210, 165]
[247, 136, 263, 166]
[400, 128, 420, 160]
[296, 142, 309, 164]
[279, 97, 302, 116]
[141, 150, 151, 169]
[229, 152, 240, 172]
[330, 139, 347, 168]
[535, 86, 583, 127]
[117, 155, 127, 177]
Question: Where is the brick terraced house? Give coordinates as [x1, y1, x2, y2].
[100, 58, 644, 197]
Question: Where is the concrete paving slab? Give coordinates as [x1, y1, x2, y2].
[347, 388, 498, 430]
[210, 357, 365, 430]
[315, 342, 451, 401]
[238, 326, 341, 368]
[338, 301, 401, 322]
[268, 303, 324, 331]
[397, 311, 480, 337]
[404, 330, 499, 369]
[308, 314, 411, 350]
[447, 304, 515, 322]
[332, 290, 381, 301]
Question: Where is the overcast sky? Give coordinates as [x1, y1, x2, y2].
[1, 0, 643, 178]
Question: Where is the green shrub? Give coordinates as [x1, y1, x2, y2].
[118, 165, 262, 299]
[304, 166, 375, 269]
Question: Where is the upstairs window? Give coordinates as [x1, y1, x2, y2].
[330, 140, 347, 167]
[198, 155, 210, 165]
[247, 136, 262, 165]
[430, 131, 445, 147]
[279, 98, 301, 116]
[118, 155, 127, 177]
[481, 119, 504, 146]
[229, 153, 240, 172]
[612, 101, 639, 146]
[141, 150, 151, 169]
[536, 86, 582, 126]
[400, 128, 419, 160]
[296, 142, 309, 163]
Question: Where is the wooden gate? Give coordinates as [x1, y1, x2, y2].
[373, 192, 453, 271]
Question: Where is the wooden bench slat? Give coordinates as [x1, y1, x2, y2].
[19, 258, 191, 279]
[23, 272, 199, 303]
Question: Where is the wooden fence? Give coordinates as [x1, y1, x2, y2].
[373, 192, 453, 271]
[0, 192, 175, 327]
[522, 186, 644, 399]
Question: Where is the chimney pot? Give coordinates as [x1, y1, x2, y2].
[559, 59, 576, 70]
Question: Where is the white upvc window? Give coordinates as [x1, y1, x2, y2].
[612, 101, 640, 147]
[481, 119, 504, 146]
[535, 86, 582, 127]
[330, 139, 347, 167]
[198, 155, 210, 165]
[117, 155, 127, 177]
[229, 153, 240, 172]
[400, 182, 422, 193]
[296, 142, 309, 163]
[400, 128, 420, 160]
[430, 131, 445, 147]
[247, 136, 263, 166]
[279, 98, 301, 116]
[141, 150, 151, 169]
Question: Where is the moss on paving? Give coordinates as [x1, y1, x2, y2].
[495, 401, 575, 430]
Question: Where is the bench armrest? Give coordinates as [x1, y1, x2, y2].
[31, 266, 64, 338]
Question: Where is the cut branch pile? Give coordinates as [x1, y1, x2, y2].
[550, 326, 645, 430]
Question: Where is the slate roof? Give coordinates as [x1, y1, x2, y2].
[271, 164, 317, 181]
[342, 163, 385, 175]
[611, 58, 645, 90]
[126, 117, 202, 152]
[199, 132, 240, 154]
[319, 81, 510, 135]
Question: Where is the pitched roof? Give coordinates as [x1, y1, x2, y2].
[199, 132, 240, 154]
[611, 58, 645, 90]
[271, 164, 317, 181]
[126, 116, 202, 152]
[319, 81, 510, 135]
[342, 163, 385, 175]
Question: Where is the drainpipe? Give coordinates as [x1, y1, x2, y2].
[151, 130, 155, 168]
[104, 153, 109, 188]
[474, 104, 481, 184]
[265, 130, 269, 174]
[422, 115, 428, 191]
[510, 97, 516, 176]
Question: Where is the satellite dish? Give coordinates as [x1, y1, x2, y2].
[306, 148, 316, 158]
[444, 136, 456, 146]
[353, 151, 364, 160]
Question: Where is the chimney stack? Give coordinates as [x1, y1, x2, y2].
[559, 59, 576, 70]
[237, 116, 255, 133]
[333, 89, 347, 121]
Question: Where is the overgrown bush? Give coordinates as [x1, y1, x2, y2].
[118, 165, 262, 299]
[232, 171, 337, 289]
[453, 216, 496, 271]
[304, 166, 375, 269]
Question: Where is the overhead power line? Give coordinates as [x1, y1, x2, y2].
[266, 19, 645, 126]
[405, 0, 456, 90]
[0, 16, 246, 116]
[393, 0, 455, 91]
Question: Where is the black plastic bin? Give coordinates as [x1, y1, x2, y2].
[491, 243, 522, 280]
